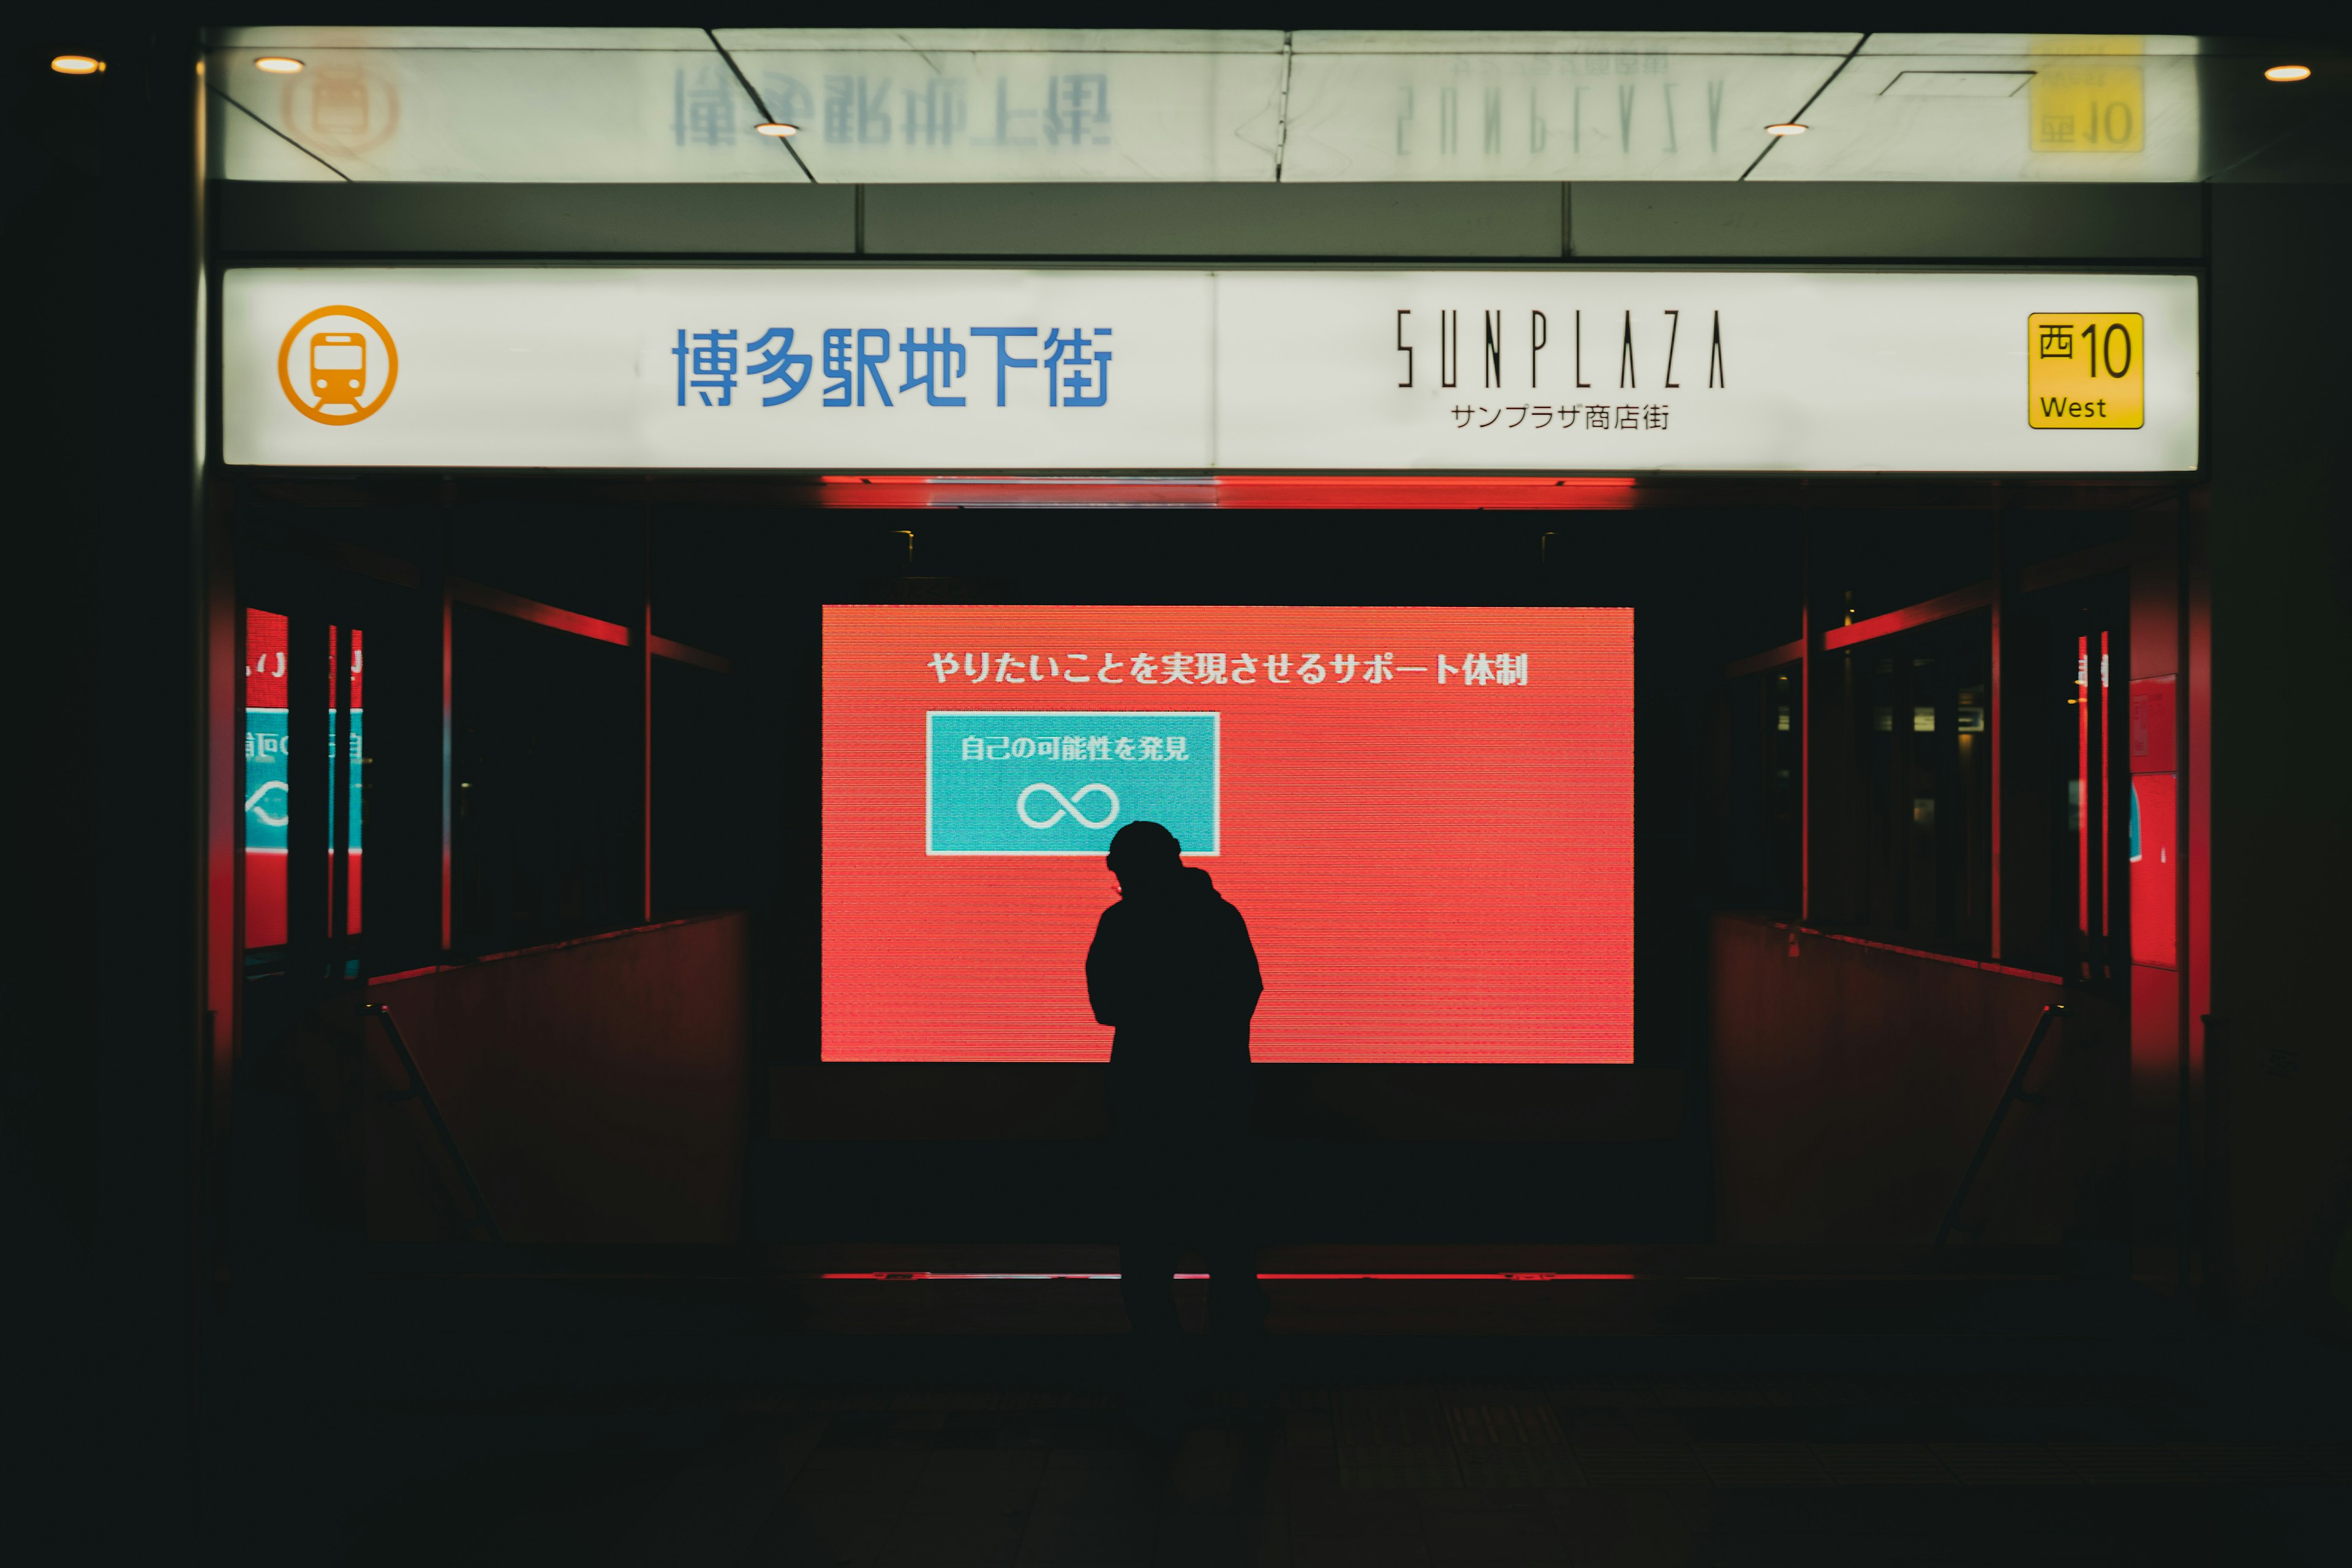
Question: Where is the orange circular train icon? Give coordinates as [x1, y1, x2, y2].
[277, 304, 398, 425]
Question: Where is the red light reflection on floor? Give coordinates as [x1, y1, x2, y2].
[817, 1272, 1640, 1281]
[812, 475, 1639, 509]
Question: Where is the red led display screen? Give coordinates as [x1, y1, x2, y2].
[823, 606, 1633, 1063]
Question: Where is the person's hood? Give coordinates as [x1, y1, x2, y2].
[1123, 864, 1219, 902]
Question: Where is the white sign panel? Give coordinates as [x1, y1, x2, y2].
[224, 267, 2198, 473]
[1220, 271, 2194, 470]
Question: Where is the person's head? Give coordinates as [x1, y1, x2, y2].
[1106, 820, 1182, 892]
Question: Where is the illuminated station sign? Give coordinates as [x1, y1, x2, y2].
[225, 268, 2197, 473]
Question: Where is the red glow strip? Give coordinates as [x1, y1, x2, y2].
[2098, 630, 2111, 950]
[1771, 922, 2063, 986]
[370, 916, 711, 984]
[815, 1272, 1640, 1281]
[452, 578, 632, 647]
[1820, 581, 1994, 652]
[1723, 638, 1803, 680]
[649, 633, 733, 673]
[2077, 635, 2090, 979]
[1216, 478, 1638, 510]
[816, 475, 1635, 488]
[810, 475, 1639, 510]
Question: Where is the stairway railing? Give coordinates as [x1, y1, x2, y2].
[362, 1000, 505, 1244]
[1936, 1003, 2065, 1246]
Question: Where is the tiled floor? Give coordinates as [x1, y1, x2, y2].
[196, 1250, 2346, 1564]
[337, 1364, 2350, 1565]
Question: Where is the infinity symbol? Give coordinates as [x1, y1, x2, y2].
[244, 778, 290, 827]
[1017, 782, 1120, 831]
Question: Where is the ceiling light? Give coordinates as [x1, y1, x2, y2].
[51, 55, 104, 74]
[254, 56, 304, 74]
[755, 121, 800, 137]
[1765, 122, 1807, 136]
[2263, 64, 2312, 82]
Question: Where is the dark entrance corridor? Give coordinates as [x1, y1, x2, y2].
[14, 17, 2351, 1565]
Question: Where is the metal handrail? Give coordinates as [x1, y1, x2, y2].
[1936, 1003, 2065, 1246]
[361, 1001, 505, 1244]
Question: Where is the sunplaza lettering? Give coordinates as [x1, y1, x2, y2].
[1399, 307, 1727, 391]
[1401, 305, 1723, 438]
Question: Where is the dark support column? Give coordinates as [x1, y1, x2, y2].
[2205, 185, 2352, 1325]
[202, 480, 239, 1300]
[287, 616, 328, 971]
[13, 24, 209, 1553]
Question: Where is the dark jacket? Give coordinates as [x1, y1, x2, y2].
[1086, 866, 1262, 1136]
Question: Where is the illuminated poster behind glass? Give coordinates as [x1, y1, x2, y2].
[242, 611, 363, 949]
[823, 606, 1632, 1063]
[245, 609, 292, 948]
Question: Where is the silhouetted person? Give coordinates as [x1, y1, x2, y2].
[1087, 820, 1269, 1437]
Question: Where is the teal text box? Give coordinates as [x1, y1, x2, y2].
[927, 710, 1219, 856]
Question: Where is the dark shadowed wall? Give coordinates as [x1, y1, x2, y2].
[1711, 913, 2127, 1248]
[365, 913, 750, 1242]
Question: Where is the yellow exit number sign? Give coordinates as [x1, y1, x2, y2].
[2027, 313, 2144, 429]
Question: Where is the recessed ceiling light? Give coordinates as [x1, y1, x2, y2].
[51, 55, 104, 75]
[1765, 122, 1807, 136]
[2264, 64, 2312, 82]
[254, 56, 305, 74]
[755, 121, 801, 137]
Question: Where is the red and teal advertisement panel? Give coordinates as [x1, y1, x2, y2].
[243, 609, 362, 948]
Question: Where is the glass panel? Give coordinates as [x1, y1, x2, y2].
[243, 609, 290, 948]
[2064, 624, 2121, 979]
[453, 607, 642, 952]
[1764, 668, 1801, 910]
[245, 614, 366, 948]
[1815, 611, 1991, 953]
[205, 31, 2222, 184]
[1706, 664, 1800, 914]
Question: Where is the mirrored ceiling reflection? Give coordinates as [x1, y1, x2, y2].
[717, 36, 1289, 183]
[206, 27, 1294, 183]
[212, 44, 792, 182]
[203, 28, 2328, 184]
[1754, 35, 2203, 181]
[1281, 36, 1850, 181]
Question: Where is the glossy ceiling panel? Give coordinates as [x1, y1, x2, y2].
[717, 35, 1289, 183]
[200, 28, 2342, 184]
[209, 45, 788, 182]
[1281, 47, 1846, 181]
[1753, 51, 2203, 181]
